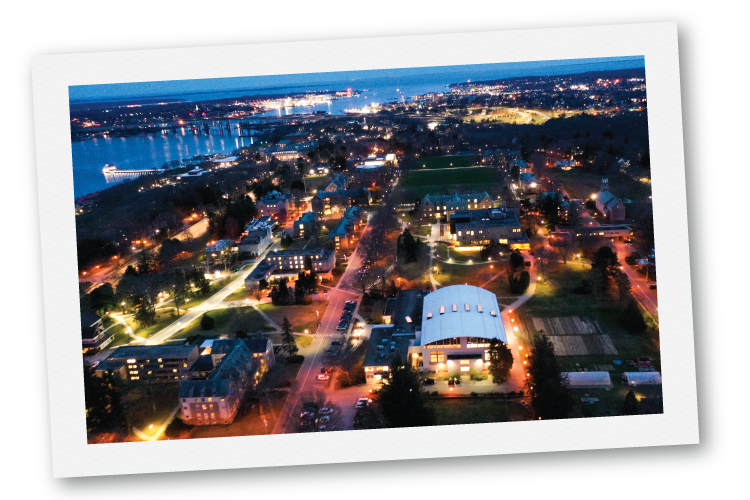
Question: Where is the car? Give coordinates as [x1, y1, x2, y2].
[519, 400, 529, 407]
[320, 367, 327, 374]
[649, 284, 657, 290]
[319, 407, 334, 415]
[336, 325, 347, 331]
[317, 374, 330, 381]
[376, 344, 384, 350]
[331, 340, 342, 346]
[319, 415, 331, 423]
[423, 378, 436, 386]
[355, 398, 372, 408]
[625, 241, 633, 246]
[317, 425, 328, 431]
[324, 350, 336, 357]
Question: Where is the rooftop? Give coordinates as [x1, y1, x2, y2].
[362, 326, 411, 368]
[421, 285, 506, 346]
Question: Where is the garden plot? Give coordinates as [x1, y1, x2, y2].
[532, 316, 602, 336]
[532, 316, 618, 356]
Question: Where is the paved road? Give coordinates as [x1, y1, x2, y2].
[145, 240, 279, 345]
[79, 218, 210, 290]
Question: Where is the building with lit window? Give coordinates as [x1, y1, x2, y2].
[419, 192, 493, 220]
[257, 190, 294, 220]
[518, 172, 541, 193]
[95, 344, 200, 383]
[328, 206, 362, 251]
[363, 289, 428, 385]
[81, 310, 113, 354]
[293, 211, 319, 239]
[179, 338, 272, 426]
[311, 187, 370, 215]
[595, 177, 625, 222]
[244, 247, 336, 289]
[419, 285, 507, 374]
[448, 206, 529, 250]
[238, 228, 272, 257]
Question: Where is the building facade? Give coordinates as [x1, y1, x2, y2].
[95, 345, 200, 383]
[448, 207, 529, 250]
[595, 177, 626, 222]
[257, 190, 294, 220]
[293, 211, 319, 239]
[419, 192, 494, 220]
[245, 247, 336, 289]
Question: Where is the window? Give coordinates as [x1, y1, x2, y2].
[477, 304, 483, 312]
[467, 337, 491, 348]
[425, 338, 461, 348]
[460, 360, 470, 365]
[440, 305, 445, 314]
[430, 351, 445, 363]
[427, 312, 433, 319]
[452, 303, 458, 312]
[465, 303, 470, 311]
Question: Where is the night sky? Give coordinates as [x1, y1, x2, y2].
[69, 56, 644, 103]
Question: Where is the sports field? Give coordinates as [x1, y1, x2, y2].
[401, 166, 495, 187]
[417, 155, 473, 169]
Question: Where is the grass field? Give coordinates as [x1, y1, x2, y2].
[550, 168, 652, 202]
[517, 262, 661, 370]
[401, 167, 496, 188]
[172, 306, 275, 340]
[417, 155, 473, 170]
[257, 303, 322, 333]
[430, 398, 532, 425]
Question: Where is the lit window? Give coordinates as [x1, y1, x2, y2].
[477, 304, 483, 312]
[440, 305, 445, 314]
[452, 304, 458, 312]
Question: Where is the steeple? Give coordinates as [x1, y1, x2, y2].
[601, 177, 609, 192]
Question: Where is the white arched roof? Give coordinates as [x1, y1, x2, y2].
[421, 285, 507, 346]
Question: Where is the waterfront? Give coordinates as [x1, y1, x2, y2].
[72, 128, 255, 197]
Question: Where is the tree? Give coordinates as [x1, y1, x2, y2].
[487, 339, 514, 383]
[83, 362, 127, 436]
[397, 228, 419, 263]
[134, 295, 156, 327]
[87, 283, 116, 314]
[281, 234, 294, 249]
[535, 192, 562, 231]
[280, 317, 298, 360]
[525, 333, 573, 420]
[378, 356, 435, 428]
[136, 250, 158, 275]
[172, 270, 189, 317]
[615, 268, 631, 303]
[591, 246, 620, 291]
[620, 299, 648, 334]
[623, 390, 639, 415]
[508, 270, 530, 294]
[200, 313, 215, 331]
[509, 250, 525, 270]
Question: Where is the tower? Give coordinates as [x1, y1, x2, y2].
[601, 177, 609, 192]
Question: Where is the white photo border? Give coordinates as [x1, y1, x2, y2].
[32, 22, 698, 478]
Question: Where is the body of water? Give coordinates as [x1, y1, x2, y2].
[71, 57, 645, 198]
[72, 128, 255, 198]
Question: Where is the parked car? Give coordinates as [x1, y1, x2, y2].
[423, 378, 436, 386]
[649, 284, 657, 290]
[319, 407, 334, 415]
[317, 425, 328, 431]
[319, 415, 331, 423]
[331, 341, 342, 346]
[355, 398, 371, 408]
[317, 374, 330, 381]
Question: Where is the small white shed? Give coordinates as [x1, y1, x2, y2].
[622, 371, 662, 386]
[563, 371, 613, 388]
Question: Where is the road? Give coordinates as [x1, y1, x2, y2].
[79, 218, 210, 290]
[145, 239, 279, 345]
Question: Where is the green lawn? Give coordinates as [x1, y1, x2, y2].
[518, 262, 661, 368]
[223, 286, 249, 302]
[172, 306, 275, 340]
[430, 398, 532, 425]
[257, 303, 322, 333]
[551, 168, 652, 202]
[401, 167, 496, 188]
[417, 155, 473, 170]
